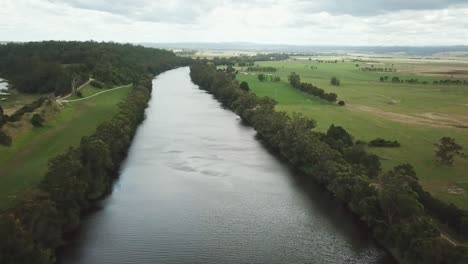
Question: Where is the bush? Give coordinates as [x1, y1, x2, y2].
[368, 138, 400, 147]
[330, 76, 340, 86]
[30, 114, 45, 127]
[76, 91, 83, 98]
[91, 80, 105, 89]
[338, 100, 346, 106]
[239, 81, 250, 92]
[0, 130, 11, 146]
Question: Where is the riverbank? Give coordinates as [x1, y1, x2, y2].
[190, 61, 468, 263]
[58, 67, 392, 264]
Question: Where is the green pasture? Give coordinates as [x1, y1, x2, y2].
[0, 85, 130, 209]
[237, 59, 468, 209]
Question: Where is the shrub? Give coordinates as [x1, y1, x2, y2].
[0, 130, 11, 146]
[338, 100, 346, 106]
[30, 114, 45, 127]
[330, 76, 340, 86]
[368, 138, 400, 147]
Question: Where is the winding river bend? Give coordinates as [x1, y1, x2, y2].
[59, 68, 394, 264]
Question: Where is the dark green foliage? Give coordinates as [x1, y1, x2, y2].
[0, 41, 189, 95]
[325, 124, 354, 152]
[0, 41, 187, 263]
[287, 72, 301, 87]
[330, 76, 340, 86]
[76, 91, 83, 98]
[212, 53, 288, 66]
[0, 105, 5, 127]
[369, 138, 401, 148]
[239, 81, 250, 92]
[338, 100, 346, 106]
[8, 97, 46, 122]
[435, 137, 464, 166]
[90, 80, 105, 89]
[288, 72, 338, 102]
[190, 61, 468, 263]
[257, 73, 266, 82]
[0, 130, 11, 146]
[246, 66, 277, 72]
[31, 114, 45, 127]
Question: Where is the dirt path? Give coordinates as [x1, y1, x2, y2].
[63, 84, 132, 103]
[441, 233, 457, 246]
[56, 78, 93, 104]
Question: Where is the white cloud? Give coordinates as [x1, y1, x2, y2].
[0, 0, 467, 45]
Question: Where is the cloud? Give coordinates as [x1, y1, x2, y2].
[296, 0, 468, 16]
[48, 0, 219, 23]
[1, 0, 468, 45]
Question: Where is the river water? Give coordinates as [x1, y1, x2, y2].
[59, 67, 394, 264]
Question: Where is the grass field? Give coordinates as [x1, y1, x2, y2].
[0, 85, 130, 209]
[237, 57, 468, 209]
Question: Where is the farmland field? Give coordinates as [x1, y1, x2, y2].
[0, 85, 131, 209]
[237, 56, 468, 209]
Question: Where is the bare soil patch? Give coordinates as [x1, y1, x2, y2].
[423, 70, 468, 75]
[348, 105, 468, 128]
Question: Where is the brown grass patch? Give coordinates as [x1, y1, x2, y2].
[348, 105, 468, 129]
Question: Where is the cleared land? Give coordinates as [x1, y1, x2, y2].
[237, 57, 468, 209]
[0, 84, 131, 209]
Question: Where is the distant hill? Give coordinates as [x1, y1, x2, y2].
[141, 42, 468, 56]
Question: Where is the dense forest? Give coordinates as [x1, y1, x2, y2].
[0, 42, 189, 263]
[190, 61, 468, 264]
[0, 41, 189, 95]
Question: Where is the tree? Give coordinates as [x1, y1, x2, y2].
[288, 72, 301, 87]
[257, 73, 266, 82]
[435, 137, 464, 165]
[0, 130, 11, 146]
[0, 105, 5, 126]
[30, 114, 45, 127]
[379, 167, 424, 225]
[338, 100, 346, 106]
[380, 77, 385, 82]
[239, 81, 250, 92]
[330, 76, 340, 86]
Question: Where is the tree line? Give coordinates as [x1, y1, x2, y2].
[380, 76, 468, 86]
[0, 41, 190, 95]
[210, 53, 289, 66]
[0, 42, 189, 264]
[288, 72, 338, 102]
[246, 66, 277, 72]
[190, 61, 468, 263]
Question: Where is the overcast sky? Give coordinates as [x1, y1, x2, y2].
[1, 0, 468, 45]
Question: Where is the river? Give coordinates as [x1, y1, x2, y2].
[59, 67, 394, 264]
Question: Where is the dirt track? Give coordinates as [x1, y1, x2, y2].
[348, 104, 468, 129]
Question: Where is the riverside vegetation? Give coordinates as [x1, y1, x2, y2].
[0, 42, 189, 263]
[190, 61, 468, 263]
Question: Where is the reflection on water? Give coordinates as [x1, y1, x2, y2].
[59, 67, 394, 264]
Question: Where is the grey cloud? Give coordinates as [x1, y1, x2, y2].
[47, 0, 219, 23]
[296, 0, 468, 16]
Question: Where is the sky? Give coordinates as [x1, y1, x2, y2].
[1, 0, 468, 46]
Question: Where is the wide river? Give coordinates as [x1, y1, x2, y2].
[59, 67, 394, 264]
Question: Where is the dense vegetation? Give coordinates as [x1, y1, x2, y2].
[288, 72, 338, 102]
[246, 66, 277, 72]
[0, 42, 188, 263]
[0, 41, 189, 95]
[190, 61, 468, 264]
[211, 53, 289, 66]
[369, 138, 401, 148]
